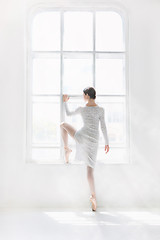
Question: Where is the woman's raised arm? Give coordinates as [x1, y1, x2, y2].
[64, 101, 81, 116]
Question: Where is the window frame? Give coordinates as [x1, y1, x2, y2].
[25, 3, 130, 165]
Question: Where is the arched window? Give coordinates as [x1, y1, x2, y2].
[26, 6, 129, 164]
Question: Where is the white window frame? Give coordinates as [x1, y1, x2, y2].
[25, 3, 130, 165]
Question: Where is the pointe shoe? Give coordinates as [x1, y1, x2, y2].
[64, 146, 72, 163]
[90, 195, 97, 211]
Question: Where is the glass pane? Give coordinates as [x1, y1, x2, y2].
[63, 12, 93, 51]
[96, 11, 124, 51]
[32, 147, 61, 163]
[63, 54, 93, 94]
[32, 12, 60, 51]
[96, 57, 125, 95]
[32, 57, 60, 94]
[96, 96, 127, 146]
[32, 97, 60, 144]
[64, 99, 84, 146]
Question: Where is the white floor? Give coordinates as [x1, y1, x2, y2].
[1, 208, 160, 240]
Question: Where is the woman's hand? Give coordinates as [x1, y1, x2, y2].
[105, 145, 109, 154]
[63, 94, 70, 102]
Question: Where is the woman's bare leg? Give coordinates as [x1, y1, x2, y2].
[60, 122, 77, 163]
[87, 166, 96, 199]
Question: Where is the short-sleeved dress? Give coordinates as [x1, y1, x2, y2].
[64, 101, 109, 168]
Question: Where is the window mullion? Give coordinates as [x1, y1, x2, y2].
[60, 10, 64, 160]
[93, 10, 95, 88]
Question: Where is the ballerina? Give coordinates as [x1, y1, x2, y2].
[60, 87, 109, 211]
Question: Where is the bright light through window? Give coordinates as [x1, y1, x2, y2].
[32, 12, 60, 51]
[63, 12, 93, 51]
[96, 11, 124, 51]
[27, 8, 129, 164]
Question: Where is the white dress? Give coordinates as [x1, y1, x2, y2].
[64, 101, 109, 168]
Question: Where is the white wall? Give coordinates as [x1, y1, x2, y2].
[0, 0, 160, 209]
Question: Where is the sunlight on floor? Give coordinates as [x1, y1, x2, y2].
[44, 210, 160, 226]
[1, 209, 160, 240]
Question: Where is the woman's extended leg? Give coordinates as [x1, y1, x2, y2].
[60, 122, 77, 163]
[87, 166, 96, 199]
[87, 166, 97, 211]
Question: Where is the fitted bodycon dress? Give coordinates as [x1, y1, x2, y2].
[64, 101, 109, 168]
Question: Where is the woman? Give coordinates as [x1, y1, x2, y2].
[60, 87, 109, 211]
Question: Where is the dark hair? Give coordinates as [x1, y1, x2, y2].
[83, 86, 96, 99]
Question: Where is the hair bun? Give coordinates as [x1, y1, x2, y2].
[83, 86, 96, 99]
